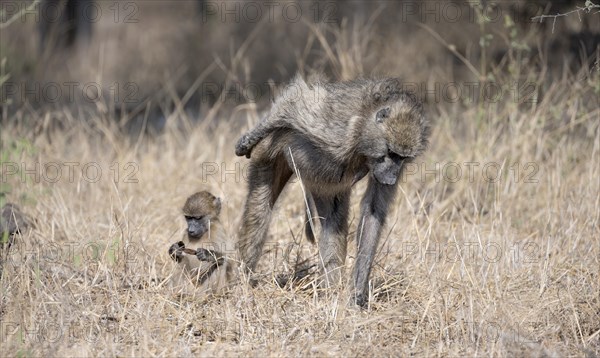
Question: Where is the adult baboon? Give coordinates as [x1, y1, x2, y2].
[168, 191, 232, 293]
[235, 74, 430, 306]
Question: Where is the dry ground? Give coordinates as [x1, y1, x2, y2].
[1, 1, 599, 357]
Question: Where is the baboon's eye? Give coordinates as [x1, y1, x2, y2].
[376, 108, 390, 123]
[186, 216, 204, 221]
[389, 151, 410, 163]
[388, 152, 402, 161]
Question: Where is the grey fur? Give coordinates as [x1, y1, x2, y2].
[1, 203, 30, 279]
[236, 74, 430, 307]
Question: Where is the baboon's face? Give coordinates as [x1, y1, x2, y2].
[185, 216, 211, 239]
[182, 191, 221, 240]
[368, 94, 427, 185]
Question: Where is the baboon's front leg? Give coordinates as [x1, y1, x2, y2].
[238, 156, 293, 273]
[313, 191, 350, 287]
[352, 178, 398, 307]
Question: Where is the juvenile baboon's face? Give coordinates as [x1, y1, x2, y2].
[368, 93, 428, 185]
[182, 191, 221, 240]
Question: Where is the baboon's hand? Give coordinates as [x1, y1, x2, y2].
[235, 134, 253, 158]
[195, 248, 212, 262]
[372, 78, 401, 103]
[168, 241, 185, 263]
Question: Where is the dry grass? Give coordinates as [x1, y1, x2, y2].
[1, 1, 599, 357]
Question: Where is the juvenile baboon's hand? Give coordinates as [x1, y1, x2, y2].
[168, 241, 185, 263]
[235, 134, 253, 158]
[195, 248, 212, 262]
[372, 78, 401, 104]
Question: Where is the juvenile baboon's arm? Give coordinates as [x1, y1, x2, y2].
[172, 245, 229, 286]
[194, 248, 228, 285]
[195, 247, 226, 266]
[170, 241, 226, 267]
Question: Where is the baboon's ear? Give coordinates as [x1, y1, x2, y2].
[376, 107, 390, 123]
[213, 197, 222, 214]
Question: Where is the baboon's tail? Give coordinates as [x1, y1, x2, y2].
[304, 193, 317, 245]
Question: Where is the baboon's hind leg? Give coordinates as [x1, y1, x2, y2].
[235, 113, 287, 158]
[238, 156, 292, 273]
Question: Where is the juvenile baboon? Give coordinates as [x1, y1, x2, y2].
[235, 74, 430, 307]
[168, 191, 232, 293]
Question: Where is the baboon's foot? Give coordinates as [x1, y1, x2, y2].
[318, 266, 344, 289]
[275, 264, 317, 288]
[352, 291, 368, 308]
[235, 134, 254, 158]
